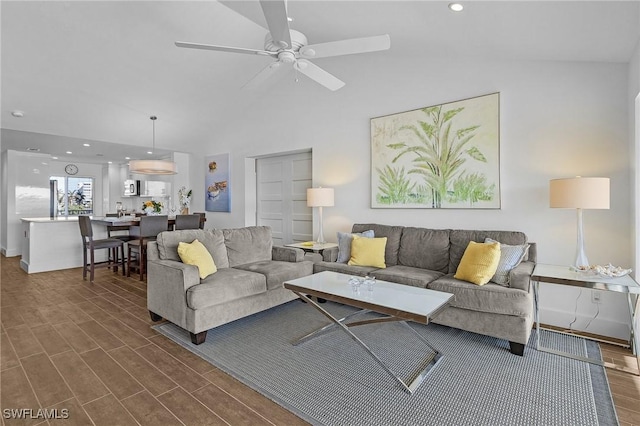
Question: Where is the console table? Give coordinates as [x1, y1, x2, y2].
[532, 263, 640, 375]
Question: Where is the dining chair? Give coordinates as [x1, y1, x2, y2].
[127, 215, 168, 281]
[174, 214, 201, 230]
[78, 215, 125, 283]
[105, 213, 135, 246]
[195, 212, 206, 229]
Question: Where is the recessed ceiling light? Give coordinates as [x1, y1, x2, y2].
[52, 156, 59, 160]
[125, 157, 131, 160]
[108, 161, 113, 164]
[66, 151, 72, 154]
[448, 3, 464, 12]
[83, 143, 90, 147]
[147, 151, 153, 154]
[11, 110, 24, 118]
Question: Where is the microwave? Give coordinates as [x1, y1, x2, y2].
[124, 179, 140, 196]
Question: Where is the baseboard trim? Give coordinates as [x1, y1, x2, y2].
[538, 322, 629, 347]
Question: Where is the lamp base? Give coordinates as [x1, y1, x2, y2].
[574, 208, 589, 268]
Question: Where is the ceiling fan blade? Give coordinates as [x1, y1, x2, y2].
[299, 34, 391, 59]
[242, 61, 285, 90]
[175, 41, 276, 57]
[295, 60, 345, 91]
[259, 0, 291, 49]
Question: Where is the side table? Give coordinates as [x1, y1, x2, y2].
[532, 263, 640, 375]
[284, 242, 338, 255]
[285, 242, 338, 304]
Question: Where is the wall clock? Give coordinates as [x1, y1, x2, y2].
[65, 164, 78, 175]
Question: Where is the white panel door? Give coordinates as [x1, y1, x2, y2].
[256, 152, 312, 245]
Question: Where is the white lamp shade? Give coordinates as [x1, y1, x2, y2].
[307, 187, 334, 207]
[549, 177, 609, 209]
[129, 159, 177, 175]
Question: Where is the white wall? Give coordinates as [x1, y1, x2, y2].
[1, 152, 106, 257]
[209, 55, 631, 339]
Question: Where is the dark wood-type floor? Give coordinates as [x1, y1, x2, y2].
[1, 255, 639, 425]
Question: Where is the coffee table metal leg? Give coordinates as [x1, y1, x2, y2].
[291, 291, 441, 394]
[294, 308, 372, 346]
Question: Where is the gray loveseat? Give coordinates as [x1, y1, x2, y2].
[314, 223, 536, 355]
[146, 226, 313, 344]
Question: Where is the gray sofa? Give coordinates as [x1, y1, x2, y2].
[314, 223, 536, 355]
[146, 226, 313, 344]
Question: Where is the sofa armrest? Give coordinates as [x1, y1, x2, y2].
[322, 246, 339, 262]
[509, 261, 535, 292]
[148, 259, 201, 291]
[147, 259, 201, 329]
[272, 246, 305, 262]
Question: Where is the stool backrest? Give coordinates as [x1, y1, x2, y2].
[175, 214, 201, 230]
[78, 215, 93, 242]
[139, 215, 169, 238]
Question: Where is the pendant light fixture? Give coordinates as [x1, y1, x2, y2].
[129, 116, 177, 175]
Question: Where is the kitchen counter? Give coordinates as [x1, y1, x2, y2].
[20, 216, 108, 274]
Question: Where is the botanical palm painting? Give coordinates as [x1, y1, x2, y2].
[371, 93, 500, 209]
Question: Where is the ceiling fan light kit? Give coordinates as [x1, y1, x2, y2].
[129, 116, 177, 175]
[175, 0, 390, 91]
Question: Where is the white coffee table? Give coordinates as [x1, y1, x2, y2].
[284, 271, 454, 394]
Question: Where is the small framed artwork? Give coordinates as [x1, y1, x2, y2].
[371, 92, 500, 209]
[205, 153, 231, 212]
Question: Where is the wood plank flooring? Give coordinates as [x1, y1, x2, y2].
[0, 256, 306, 425]
[1, 255, 639, 425]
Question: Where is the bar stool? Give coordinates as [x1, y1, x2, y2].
[127, 215, 168, 281]
[78, 215, 125, 283]
[174, 214, 201, 230]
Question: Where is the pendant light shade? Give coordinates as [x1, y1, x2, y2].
[129, 116, 177, 175]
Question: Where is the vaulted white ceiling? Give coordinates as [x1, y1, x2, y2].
[2, 1, 639, 164]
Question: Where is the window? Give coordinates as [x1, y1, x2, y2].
[50, 176, 94, 216]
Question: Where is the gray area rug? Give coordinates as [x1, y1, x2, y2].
[154, 300, 618, 426]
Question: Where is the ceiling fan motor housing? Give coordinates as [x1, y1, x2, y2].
[264, 29, 308, 53]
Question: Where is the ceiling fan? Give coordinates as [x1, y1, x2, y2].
[175, 0, 390, 91]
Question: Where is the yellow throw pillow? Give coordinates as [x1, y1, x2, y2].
[177, 239, 217, 279]
[348, 236, 387, 268]
[454, 241, 501, 285]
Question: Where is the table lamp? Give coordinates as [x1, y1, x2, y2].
[549, 176, 610, 268]
[307, 187, 334, 244]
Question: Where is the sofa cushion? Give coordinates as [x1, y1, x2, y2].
[186, 268, 266, 309]
[352, 223, 403, 266]
[313, 261, 379, 277]
[454, 241, 501, 285]
[428, 275, 532, 317]
[223, 226, 273, 267]
[177, 239, 217, 279]
[448, 230, 527, 274]
[234, 260, 314, 290]
[398, 227, 450, 273]
[156, 229, 229, 268]
[336, 230, 374, 263]
[371, 265, 444, 289]
[348, 236, 387, 268]
[485, 238, 530, 286]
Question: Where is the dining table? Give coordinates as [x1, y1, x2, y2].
[91, 214, 206, 229]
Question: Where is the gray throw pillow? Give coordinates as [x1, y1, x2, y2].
[337, 230, 374, 263]
[485, 238, 530, 286]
